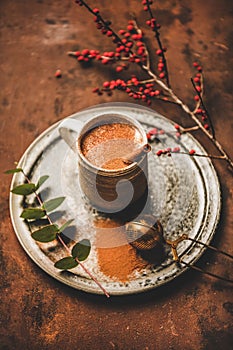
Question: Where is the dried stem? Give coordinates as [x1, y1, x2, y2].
[180, 260, 233, 284]
[166, 234, 233, 284]
[145, 0, 170, 87]
[191, 78, 215, 139]
[172, 151, 227, 161]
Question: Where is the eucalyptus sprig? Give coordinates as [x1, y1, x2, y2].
[6, 167, 110, 298]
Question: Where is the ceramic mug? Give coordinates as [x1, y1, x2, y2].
[59, 113, 150, 214]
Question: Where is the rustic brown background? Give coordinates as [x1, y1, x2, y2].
[0, 1, 232, 349]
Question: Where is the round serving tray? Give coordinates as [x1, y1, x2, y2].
[9, 102, 221, 296]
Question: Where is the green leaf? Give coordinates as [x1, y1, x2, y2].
[20, 208, 46, 220]
[59, 219, 74, 233]
[11, 183, 36, 196]
[5, 168, 23, 174]
[31, 224, 59, 242]
[71, 239, 91, 261]
[54, 257, 78, 270]
[36, 175, 49, 189]
[42, 197, 65, 213]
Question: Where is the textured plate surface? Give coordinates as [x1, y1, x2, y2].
[9, 102, 221, 296]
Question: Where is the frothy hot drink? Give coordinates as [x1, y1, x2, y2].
[81, 123, 143, 170]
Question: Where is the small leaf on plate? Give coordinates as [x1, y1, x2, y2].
[11, 183, 36, 196]
[31, 224, 59, 242]
[36, 175, 49, 189]
[20, 208, 46, 220]
[5, 168, 23, 174]
[54, 257, 78, 270]
[71, 239, 91, 261]
[42, 197, 65, 213]
[59, 219, 74, 233]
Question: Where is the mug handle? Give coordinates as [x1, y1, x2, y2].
[58, 118, 84, 152]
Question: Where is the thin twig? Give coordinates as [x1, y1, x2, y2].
[172, 151, 227, 161]
[166, 234, 233, 284]
[145, 0, 170, 87]
[187, 237, 233, 260]
[180, 260, 233, 284]
[191, 78, 215, 139]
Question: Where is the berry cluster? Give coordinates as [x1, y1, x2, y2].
[68, 18, 148, 70]
[146, 127, 165, 142]
[69, 0, 170, 103]
[141, 0, 153, 12]
[192, 61, 203, 102]
[68, 0, 233, 170]
[156, 147, 180, 157]
[192, 62, 211, 132]
[156, 147, 196, 157]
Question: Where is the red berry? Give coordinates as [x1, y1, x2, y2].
[127, 24, 134, 31]
[156, 49, 163, 55]
[126, 41, 133, 48]
[149, 128, 158, 135]
[174, 124, 180, 130]
[194, 95, 200, 101]
[156, 150, 163, 156]
[204, 124, 209, 130]
[172, 147, 180, 153]
[93, 8, 99, 14]
[159, 72, 165, 79]
[116, 66, 123, 72]
[193, 62, 199, 67]
[103, 81, 110, 88]
[55, 69, 62, 78]
[194, 77, 200, 83]
[101, 58, 109, 64]
[189, 149, 196, 155]
[82, 49, 89, 56]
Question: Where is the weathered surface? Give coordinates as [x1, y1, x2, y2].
[0, 0, 232, 349]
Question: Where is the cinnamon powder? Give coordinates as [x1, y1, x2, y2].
[94, 217, 150, 282]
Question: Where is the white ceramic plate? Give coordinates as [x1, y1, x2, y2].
[9, 103, 221, 296]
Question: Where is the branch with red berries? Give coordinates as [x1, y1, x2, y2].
[61, 0, 233, 170]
